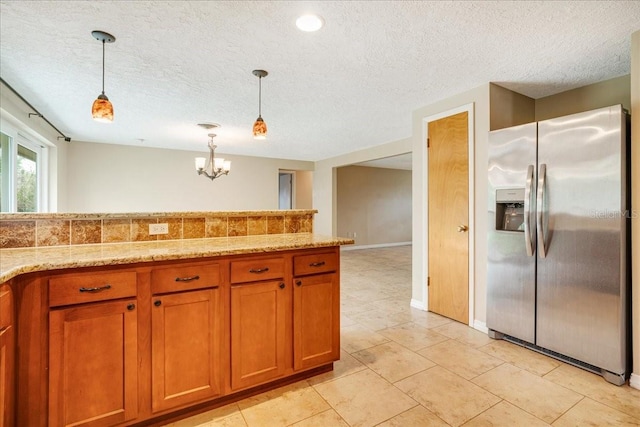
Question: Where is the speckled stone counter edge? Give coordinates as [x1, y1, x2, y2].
[0, 233, 355, 283]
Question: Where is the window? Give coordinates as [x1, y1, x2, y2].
[0, 129, 46, 212]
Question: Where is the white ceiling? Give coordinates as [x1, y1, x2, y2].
[1, 1, 638, 162]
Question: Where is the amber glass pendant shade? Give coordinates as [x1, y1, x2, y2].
[253, 116, 267, 139]
[92, 93, 114, 123]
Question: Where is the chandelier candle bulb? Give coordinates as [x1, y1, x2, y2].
[195, 157, 206, 171]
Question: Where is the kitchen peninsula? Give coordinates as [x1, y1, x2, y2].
[0, 210, 353, 427]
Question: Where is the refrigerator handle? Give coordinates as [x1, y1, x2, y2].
[524, 165, 536, 256]
[537, 163, 547, 258]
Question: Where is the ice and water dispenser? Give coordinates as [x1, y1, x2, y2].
[495, 188, 525, 232]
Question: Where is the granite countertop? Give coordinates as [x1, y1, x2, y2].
[0, 233, 354, 282]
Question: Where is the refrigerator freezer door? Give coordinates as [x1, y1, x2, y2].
[536, 105, 627, 374]
[487, 122, 537, 343]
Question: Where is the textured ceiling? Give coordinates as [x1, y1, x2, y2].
[1, 1, 638, 161]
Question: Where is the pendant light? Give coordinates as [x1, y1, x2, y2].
[91, 30, 116, 123]
[252, 69, 268, 139]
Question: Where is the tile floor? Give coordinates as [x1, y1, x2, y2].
[167, 246, 640, 427]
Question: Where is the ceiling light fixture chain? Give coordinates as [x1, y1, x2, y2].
[195, 124, 231, 181]
[252, 69, 268, 139]
[91, 30, 116, 123]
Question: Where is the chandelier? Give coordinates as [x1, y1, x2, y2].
[195, 125, 230, 181]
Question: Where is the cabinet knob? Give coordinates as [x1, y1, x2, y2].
[127, 303, 136, 311]
[296, 280, 302, 287]
[279, 283, 285, 289]
[154, 300, 162, 307]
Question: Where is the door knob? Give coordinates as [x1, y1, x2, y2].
[457, 225, 468, 233]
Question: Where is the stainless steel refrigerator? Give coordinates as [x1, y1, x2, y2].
[487, 104, 630, 385]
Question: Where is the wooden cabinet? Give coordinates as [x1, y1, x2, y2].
[231, 280, 291, 390]
[0, 284, 14, 427]
[151, 287, 223, 412]
[11, 245, 341, 426]
[293, 273, 340, 370]
[293, 250, 340, 371]
[230, 257, 285, 284]
[49, 298, 138, 427]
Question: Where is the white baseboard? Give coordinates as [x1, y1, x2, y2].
[410, 298, 426, 311]
[341, 241, 412, 251]
[630, 373, 640, 390]
[473, 320, 489, 334]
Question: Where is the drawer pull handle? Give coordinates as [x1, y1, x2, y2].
[127, 303, 136, 311]
[249, 267, 270, 274]
[309, 261, 326, 267]
[154, 300, 162, 307]
[296, 280, 302, 287]
[279, 283, 285, 289]
[175, 275, 200, 282]
[79, 285, 112, 293]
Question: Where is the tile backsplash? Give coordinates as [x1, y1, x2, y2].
[0, 210, 315, 249]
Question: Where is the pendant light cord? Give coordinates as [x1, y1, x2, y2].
[101, 39, 106, 94]
[258, 76, 262, 117]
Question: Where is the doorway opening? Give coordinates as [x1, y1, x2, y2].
[279, 172, 293, 209]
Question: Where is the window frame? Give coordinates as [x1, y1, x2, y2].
[0, 119, 49, 212]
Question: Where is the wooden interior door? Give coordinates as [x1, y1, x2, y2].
[428, 111, 469, 323]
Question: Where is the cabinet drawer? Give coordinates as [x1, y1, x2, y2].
[49, 271, 137, 307]
[293, 252, 338, 276]
[230, 257, 285, 284]
[0, 287, 11, 330]
[151, 263, 221, 295]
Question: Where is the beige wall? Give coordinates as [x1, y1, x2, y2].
[336, 165, 411, 246]
[314, 138, 413, 237]
[535, 74, 631, 121]
[489, 83, 535, 131]
[630, 30, 639, 390]
[295, 170, 313, 210]
[66, 141, 313, 212]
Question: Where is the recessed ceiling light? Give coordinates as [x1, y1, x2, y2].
[296, 14, 324, 32]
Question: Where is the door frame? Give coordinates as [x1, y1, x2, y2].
[419, 103, 475, 326]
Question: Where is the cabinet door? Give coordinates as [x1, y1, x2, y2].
[151, 288, 223, 412]
[49, 299, 138, 427]
[231, 280, 290, 390]
[0, 285, 13, 427]
[293, 273, 340, 370]
[0, 327, 13, 427]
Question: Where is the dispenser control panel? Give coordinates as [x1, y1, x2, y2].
[496, 188, 525, 232]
